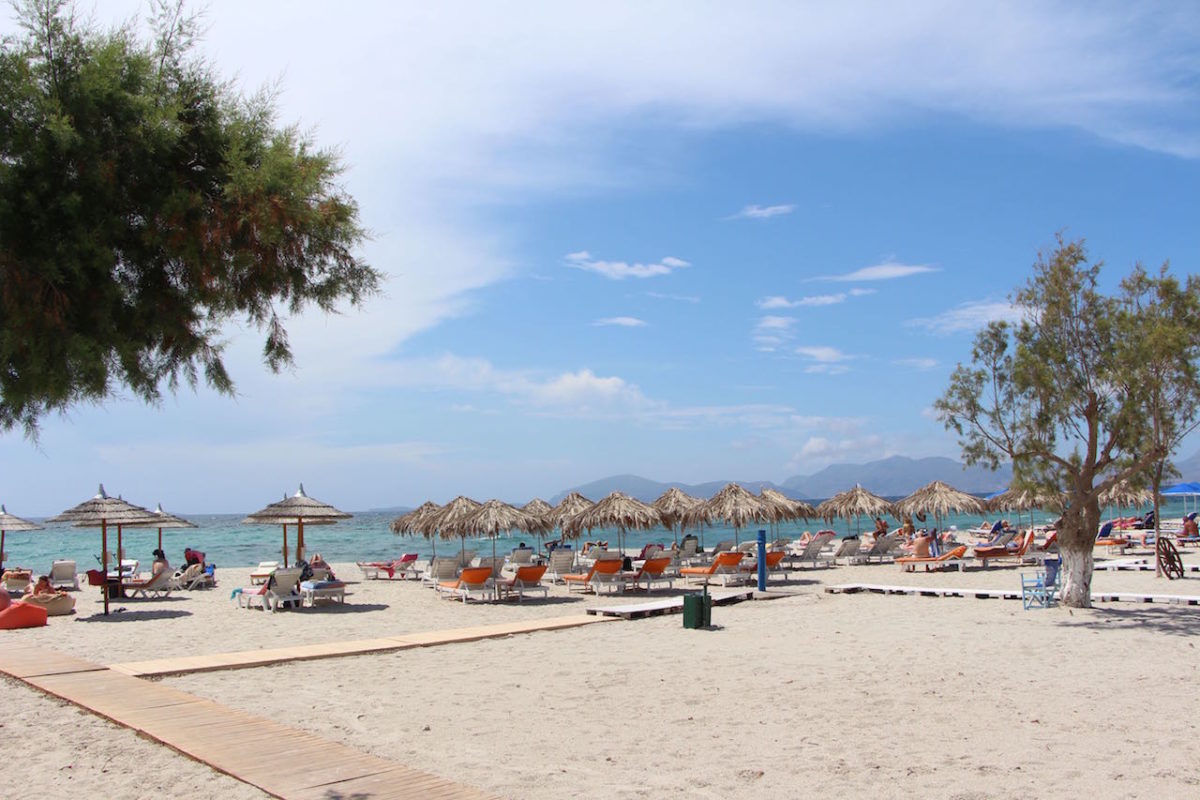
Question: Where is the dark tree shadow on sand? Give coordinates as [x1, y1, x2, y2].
[1054, 605, 1200, 638]
[75, 608, 192, 622]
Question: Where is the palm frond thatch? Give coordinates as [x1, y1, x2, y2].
[564, 491, 662, 539]
[894, 480, 985, 521]
[815, 485, 894, 525]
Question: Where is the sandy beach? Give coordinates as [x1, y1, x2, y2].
[7, 551, 1200, 799]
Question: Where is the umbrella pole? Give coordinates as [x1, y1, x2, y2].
[297, 518, 305, 563]
[283, 524, 289, 566]
[101, 520, 110, 616]
[0, 529, 5, 572]
[116, 523, 124, 600]
[158, 526, 163, 552]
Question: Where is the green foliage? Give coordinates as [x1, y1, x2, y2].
[0, 0, 380, 434]
[937, 235, 1200, 494]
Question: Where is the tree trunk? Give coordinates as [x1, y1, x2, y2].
[1059, 539, 1094, 607]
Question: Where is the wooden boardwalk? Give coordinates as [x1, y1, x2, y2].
[0, 645, 497, 799]
[110, 614, 615, 677]
[587, 588, 754, 619]
[827, 583, 1200, 605]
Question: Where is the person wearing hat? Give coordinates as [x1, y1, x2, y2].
[151, 549, 171, 576]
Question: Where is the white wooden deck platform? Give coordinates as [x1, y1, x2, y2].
[586, 589, 754, 619]
[827, 583, 1200, 605]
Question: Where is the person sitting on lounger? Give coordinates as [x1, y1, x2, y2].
[910, 531, 933, 558]
[309, 553, 337, 580]
[872, 517, 889, 540]
[1183, 516, 1199, 539]
[580, 541, 609, 556]
[27, 575, 56, 596]
[151, 549, 170, 575]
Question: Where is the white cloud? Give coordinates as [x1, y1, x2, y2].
[756, 316, 797, 332]
[797, 293, 849, 307]
[565, 251, 690, 280]
[849, 288, 877, 297]
[728, 203, 796, 220]
[892, 357, 939, 370]
[795, 345, 853, 363]
[593, 316, 648, 327]
[906, 300, 1020, 334]
[804, 363, 851, 375]
[756, 296, 799, 310]
[647, 291, 700, 303]
[795, 434, 887, 462]
[821, 262, 939, 281]
[753, 315, 797, 350]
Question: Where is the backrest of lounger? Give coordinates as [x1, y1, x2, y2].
[459, 566, 493, 587]
[594, 559, 624, 575]
[549, 550, 575, 573]
[712, 552, 744, 571]
[50, 560, 76, 579]
[641, 557, 671, 576]
[271, 568, 303, 594]
[764, 551, 786, 568]
[1015, 530, 1035, 556]
[594, 549, 621, 561]
[514, 565, 547, 584]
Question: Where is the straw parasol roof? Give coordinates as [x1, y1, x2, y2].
[390, 501, 441, 535]
[894, 480, 985, 526]
[447, 499, 551, 539]
[652, 487, 701, 544]
[1099, 481, 1152, 510]
[816, 485, 894, 536]
[550, 492, 594, 528]
[47, 485, 158, 615]
[521, 498, 554, 518]
[986, 487, 1064, 514]
[243, 484, 350, 565]
[684, 483, 773, 545]
[125, 503, 196, 552]
[759, 488, 818, 522]
[564, 491, 663, 551]
[0, 503, 43, 572]
[421, 496, 483, 545]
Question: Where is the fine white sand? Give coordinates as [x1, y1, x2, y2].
[7, 551, 1200, 798]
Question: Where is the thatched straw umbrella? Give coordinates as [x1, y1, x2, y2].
[521, 498, 554, 552]
[0, 504, 43, 573]
[47, 485, 158, 615]
[243, 484, 351, 565]
[759, 488, 818, 538]
[894, 480, 985, 534]
[987, 486, 1064, 531]
[125, 503, 196, 554]
[1099, 481, 1152, 511]
[816, 485, 894, 537]
[549, 492, 594, 546]
[389, 500, 442, 559]
[422, 495, 483, 558]
[565, 491, 663, 555]
[685, 483, 773, 546]
[653, 487, 702, 545]
[450, 499, 552, 593]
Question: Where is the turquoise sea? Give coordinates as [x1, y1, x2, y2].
[3, 497, 1189, 576]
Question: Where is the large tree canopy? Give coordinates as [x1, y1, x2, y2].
[936, 236, 1200, 607]
[0, 0, 380, 434]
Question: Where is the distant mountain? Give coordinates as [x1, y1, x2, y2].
[550, 456, 1010, 505]
[782, 456, 1010, 499]
[550, 474, 791, 505]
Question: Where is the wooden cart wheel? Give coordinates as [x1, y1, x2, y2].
[1157, 537, 1185, 580]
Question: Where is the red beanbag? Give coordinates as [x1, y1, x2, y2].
[0, 601, 48, 629]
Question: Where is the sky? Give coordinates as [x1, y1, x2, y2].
[3, 1, 1200, 515]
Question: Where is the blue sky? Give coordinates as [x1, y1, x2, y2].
[3, 1, 1200, 514]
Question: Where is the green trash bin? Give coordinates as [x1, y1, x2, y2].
[682, 589, 712, 629]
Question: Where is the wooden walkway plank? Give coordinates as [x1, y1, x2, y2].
[826, 583, 1200, 605]
[3, 644, 498, 800]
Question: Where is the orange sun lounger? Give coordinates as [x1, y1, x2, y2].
[680, 551, 747, 586]
[562, 558, 625, 593]
[896, 545, 969, 572]
[973, 530, 1036, 567]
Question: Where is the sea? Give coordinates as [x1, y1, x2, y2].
[3, 497, 1193, 576]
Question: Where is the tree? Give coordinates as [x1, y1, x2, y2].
[0, 0, 380, 435]
[935, 236, 1200, 607]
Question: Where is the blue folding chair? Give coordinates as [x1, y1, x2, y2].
[1021, 558, 1060, 610]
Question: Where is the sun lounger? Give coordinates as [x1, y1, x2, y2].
[545, 549, 577, 583]
[787, 531, 837, 568]
[300, 580, 347, 606]
[238, 568, 304, 611]
[124, 568, 174, 598]
[857, 532, 903, 563]
[421, 558, 461, 587]
[896, 545, 970, 572]
[507, 548, 535, 567]
[973, 530, 1036, 568]
[741, 550, 788, 581]
[830, 537, 861, 565]
[477, 555, 507, 581]
[249, 562, 280, 585]
[437, 566, 494, 603]
[627, 557, 674, 592]
[497, 565, 549, 601]
[48, 560, 79, 590]
[562, 558, 626, 594]
[167, 563, 206, 590]
[680, 551, 747, 586]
